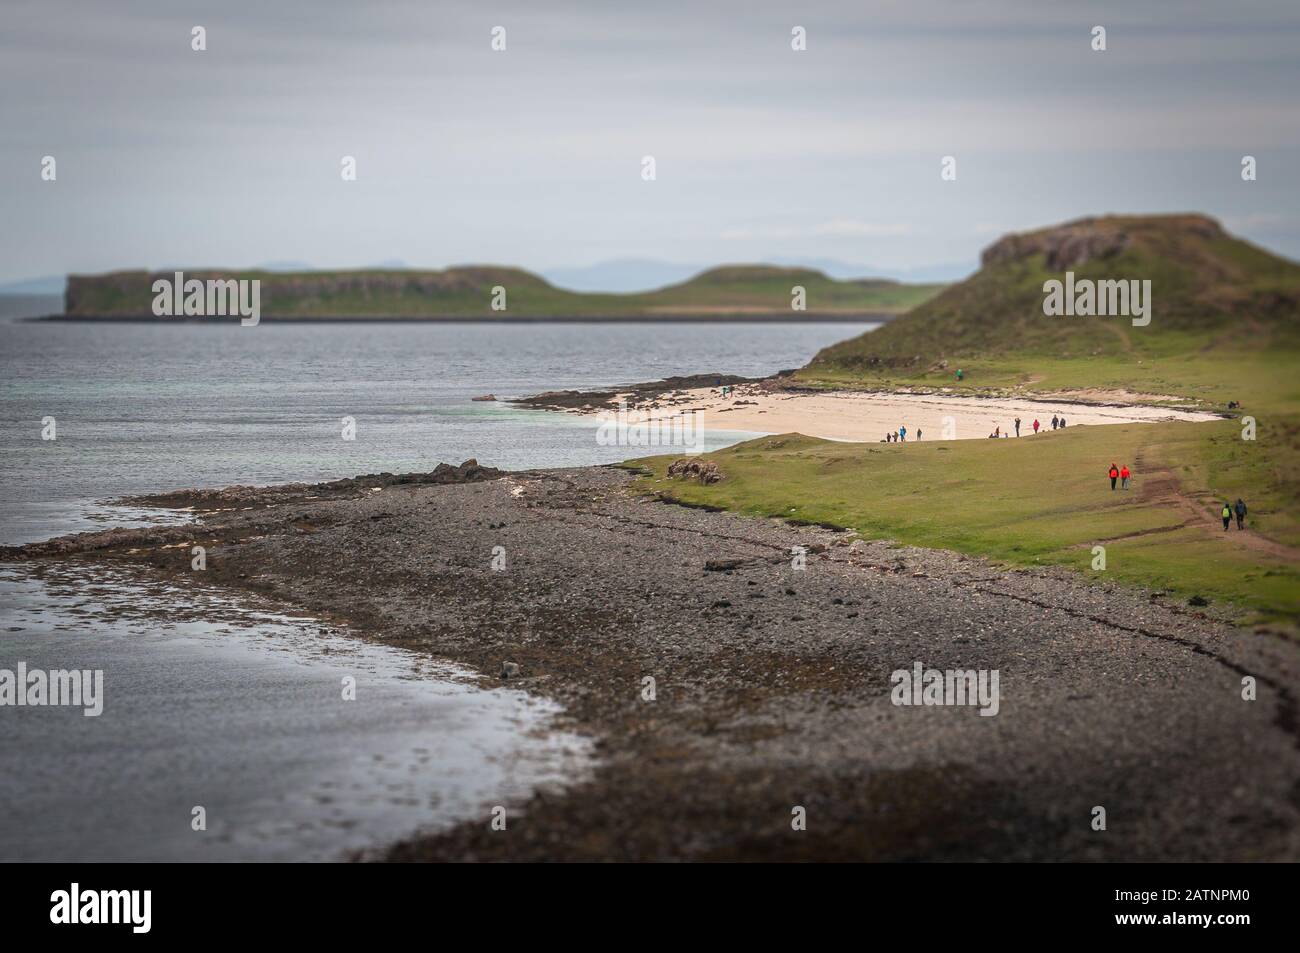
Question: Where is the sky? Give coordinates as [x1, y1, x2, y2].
[2, 0, 1298, 287]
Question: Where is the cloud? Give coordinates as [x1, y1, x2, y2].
[2, 0, 1299, 280]
[1224, 212, 1294, 233]
[722, 220, 916, 240]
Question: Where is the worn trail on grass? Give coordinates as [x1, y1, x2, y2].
[1132, 450, 1300, 562]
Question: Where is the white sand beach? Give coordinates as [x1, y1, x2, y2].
[615, 383, 1220, 443]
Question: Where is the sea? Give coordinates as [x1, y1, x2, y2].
[0, 302, 876, 860]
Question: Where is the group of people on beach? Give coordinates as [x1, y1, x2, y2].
[885, 412, 1076, 441]
[989, 415, 1067, 439]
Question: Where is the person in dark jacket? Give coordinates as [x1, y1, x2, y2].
[1108, 463, 1119, 490]
[1234, 498, 1247, 530]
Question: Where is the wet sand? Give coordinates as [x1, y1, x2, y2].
[5, 464, 1298, 861]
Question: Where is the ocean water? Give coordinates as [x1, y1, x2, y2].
[0, 315, 872, 861]
[0, 319, 875, 544]
[0, 564, 592, 862]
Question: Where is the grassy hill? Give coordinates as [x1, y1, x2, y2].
[59, 265, 943, 320]
[638, 214, 1300, 626]
[635, 423, 1300, 624]
[800, 214, 1300, 405]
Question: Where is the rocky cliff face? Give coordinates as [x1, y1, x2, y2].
[980, 214, 1225, 270]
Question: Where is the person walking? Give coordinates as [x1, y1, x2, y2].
[1051, 415, 1059, 431]
[899, 425, 907, 442]
[1059, 415, 1067, 428]
[1221, 502, 1232, 531]
[1033, 419, 1040, 434]
[1120, 464, 1130, 489]
[916, 429, 922, 440]
[1234, 498, 1247, 529]
[1108, 463, 1119, 490]
[1014, 417, 1021, 437]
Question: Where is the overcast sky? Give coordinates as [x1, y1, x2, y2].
[2, 0, 1297, 285]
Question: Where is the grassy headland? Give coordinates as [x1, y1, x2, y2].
[57, 265, 944, 320]
[638, 215, 1300, 624]
[799, 213, 1299, 400]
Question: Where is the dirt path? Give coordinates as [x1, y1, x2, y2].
[6, 466, 1299, 861]
[1134, 451, 1300, 562]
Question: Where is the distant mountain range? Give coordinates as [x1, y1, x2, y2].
[539, 257, 970, 292]
[0, 275, 66, 295]
[51, 265, 945, 321]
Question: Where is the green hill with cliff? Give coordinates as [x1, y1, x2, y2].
[800, 214, 1300, 406]
[641, 215, 1300, 623]
[57, 265, 943, 320]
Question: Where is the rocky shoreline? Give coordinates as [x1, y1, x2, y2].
[509, 372, 765, 413]
[5, 463, 1298, 861]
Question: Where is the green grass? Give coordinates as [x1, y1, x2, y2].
[62, 265, 944, 319]
[625, 215, 1300, 624]
[801, 214, 1300, 396]
[634, 420, 1300, 624]
[799, 343, 1300, 412]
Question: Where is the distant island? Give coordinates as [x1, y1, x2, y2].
[43, 265, 945, 322]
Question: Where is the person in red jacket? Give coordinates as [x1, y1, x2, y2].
[1108, 463, 1119, 490]
[1120, 464, 1131, 489]
[1032, 419, 1040, 434]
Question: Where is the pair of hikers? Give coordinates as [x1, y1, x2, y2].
[1051, 415, 1067, 430]
[1222, 499, 1248, 530]
[1108, 463, 1131, 490]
